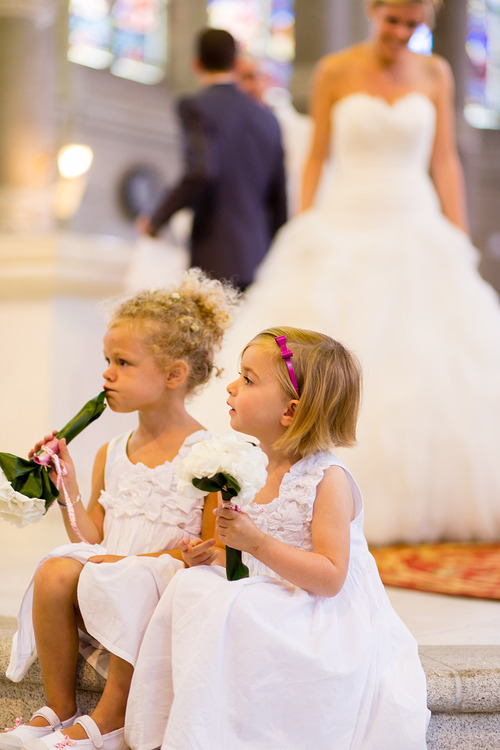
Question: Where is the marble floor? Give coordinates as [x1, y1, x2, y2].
[1, 509, 500, 646]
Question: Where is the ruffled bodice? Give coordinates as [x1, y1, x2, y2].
[319, 92, 441, 226]
[332, 92, 435, 173]
[243, 451, 365, 578]
[100, 429, 211, 555]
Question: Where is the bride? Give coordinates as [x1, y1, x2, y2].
[191, 0, 500, 546]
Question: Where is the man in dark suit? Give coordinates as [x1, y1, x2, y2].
[137, 28, 287, 291]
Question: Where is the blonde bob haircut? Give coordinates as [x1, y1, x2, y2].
[368, 0, 443, 27]
[244, 327, 362, 459]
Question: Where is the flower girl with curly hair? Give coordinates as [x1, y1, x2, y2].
[1, 269, 238, 750]
[124, 326, 430, 750]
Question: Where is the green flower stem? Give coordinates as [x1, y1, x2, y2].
[192, 474, 250, 581]
[224, 544, 250, 581]
[220, 488, 250, 581]
[55, 391, 107, 443]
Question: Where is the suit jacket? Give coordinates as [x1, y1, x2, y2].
[149, 83, 287, 289]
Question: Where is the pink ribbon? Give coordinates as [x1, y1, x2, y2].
[222, 501, 244, 513]
[55, 736, 76, 750]
[4, 717, 22, 732]
[33, 437, 60, 466]
[50, 451, 90, 544]
[275, 335, 300, 395]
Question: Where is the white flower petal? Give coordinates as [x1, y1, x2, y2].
[0, 479, 46, 528]
[176, 433, 268, 501]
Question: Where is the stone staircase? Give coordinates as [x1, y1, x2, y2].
[421, 645, 500, 749]
[1, 617, 500, 748]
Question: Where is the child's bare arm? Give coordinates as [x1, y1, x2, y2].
[29, 434, 106, 543]
[181, 492, 225, 567]
[58, 439, 106, 543]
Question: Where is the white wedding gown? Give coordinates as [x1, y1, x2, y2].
[190, 92, 500, 545]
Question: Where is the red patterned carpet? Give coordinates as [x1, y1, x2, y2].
[370, 543, 500, 600]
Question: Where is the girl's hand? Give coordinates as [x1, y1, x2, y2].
[180, 537, 218, 567]
[29, 435, 79, 495]
[214, 505, 264, 553]
[87, 555, 126, 564]
[52, 438, 79, 495]
[28, 430, 58, 460]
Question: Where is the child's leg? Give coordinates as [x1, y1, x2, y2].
[28, 557, 84, 726]
[62, 655, 134, 740]
[93, 654, 134, 730]
[33, 558, 133, 738]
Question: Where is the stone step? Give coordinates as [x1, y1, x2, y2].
[1, 617, 500, 748]
[421, 645, 500, 749]
[0, 618, 104, 722]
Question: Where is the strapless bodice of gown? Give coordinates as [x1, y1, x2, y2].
[319, 92, 441, 224]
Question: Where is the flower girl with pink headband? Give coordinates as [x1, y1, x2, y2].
[123, 327, 430, 750]
[1, 270, 237, 750]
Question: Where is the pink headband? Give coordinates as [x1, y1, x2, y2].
[275, 335, 300, 396]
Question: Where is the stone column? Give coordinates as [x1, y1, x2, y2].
[0, 0, 59, 232]
[167, 0, 207, 96]
[431, 0, 500, 293]
[292, 0, 365, 111]
[0, 4, 136, 498]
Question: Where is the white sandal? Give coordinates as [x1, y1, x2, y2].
[23, 716, 128, 750]
[0, 707, 81, 750]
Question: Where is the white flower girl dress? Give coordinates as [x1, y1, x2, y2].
[124, 452, 430, 750]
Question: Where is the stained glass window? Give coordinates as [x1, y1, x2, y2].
[408, 24, 433, 55]
[206, 0, 295, 89]
[68, 0, 168, 85]
[465, 0, 500, 129]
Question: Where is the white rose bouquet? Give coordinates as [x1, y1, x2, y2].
[177, 432, 269, 580]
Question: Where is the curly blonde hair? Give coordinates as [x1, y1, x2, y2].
[244, 327, 362, 459]
[108, 269, 239, 395]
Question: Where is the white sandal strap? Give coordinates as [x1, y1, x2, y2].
[31, 707, 62, 730]
[75, 716, 103, 749]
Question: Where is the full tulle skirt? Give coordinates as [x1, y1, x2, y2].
[190, 205, 500, 545]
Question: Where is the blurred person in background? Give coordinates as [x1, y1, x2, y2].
[137, 28, 287, 292]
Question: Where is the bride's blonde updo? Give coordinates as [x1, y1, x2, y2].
[368, 0, 443, 27]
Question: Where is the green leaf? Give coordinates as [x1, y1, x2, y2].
[192, 471, 241, 500]
[0, 453, 59, 505]
[56, 391, 107, 444]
